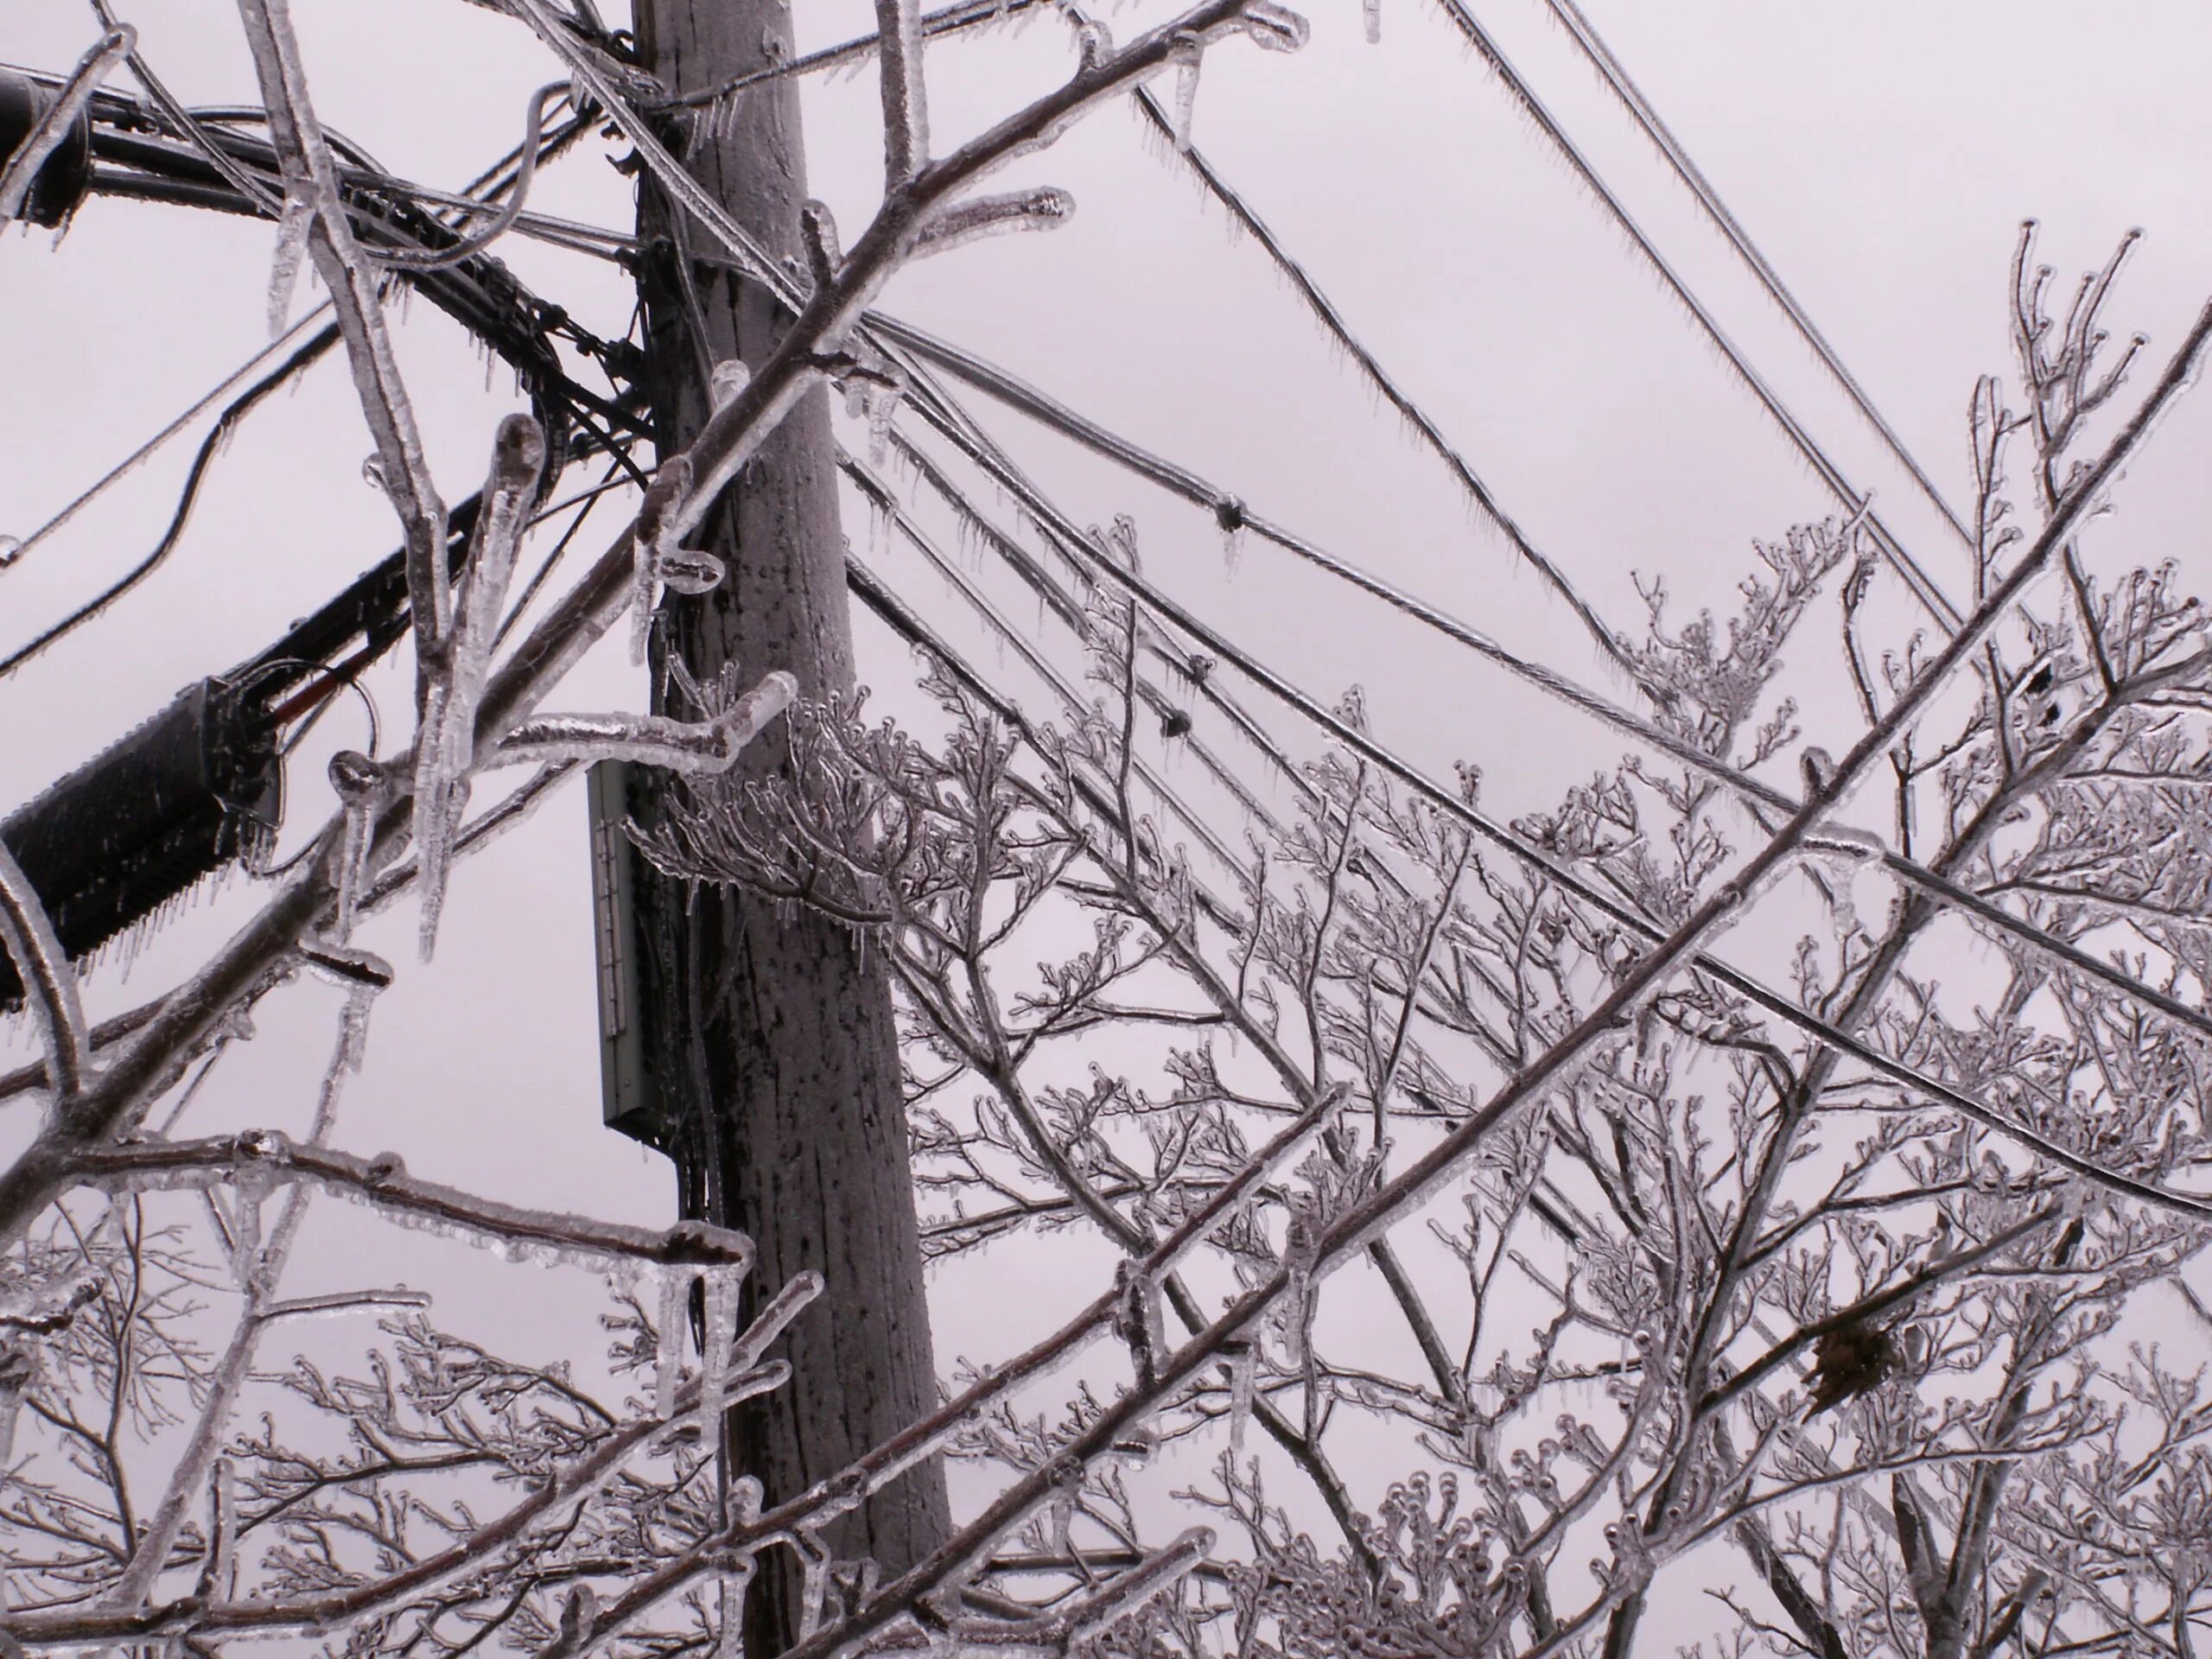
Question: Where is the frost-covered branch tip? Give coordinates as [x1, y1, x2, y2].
[0, 27, 131, 220]
[0, 841, 89, 1098]
[912, 188, 1076, 259]
[67, 1134, 755, 1271]
[495, 671, 796, 773]
[416, 413, 548, 956]
[876, 0, 930, 186]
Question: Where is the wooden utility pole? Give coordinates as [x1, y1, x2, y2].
[620, 3, 950, 1649]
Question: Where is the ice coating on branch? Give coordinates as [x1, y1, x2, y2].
[697, 1264, 738, 1443]
[732, 1268, 822, 1370]
[709, 358, 751, 410]
[1074, 16, 1113, 68]
[655, 1264, 690, 1421]
[1112, 1257, 1166, 1387]
[413, 416, 545, 958]
[267, 189, 314, 337]
[632, 456, 694, 666]
[493, 675, 796, 774]
[1363, 0, 1382, 42]
[876, 0, 930, 184]
[1242, 2, 1310, 50]
[1224, 1339, 1255, 1453]
[800, 199, 841, 289]
[911, 187, 1076, 259]
[1168, 36, 1202, 151]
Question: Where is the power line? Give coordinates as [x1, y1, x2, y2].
[1427, 0, 1965, 632]
[1538, 0, 1974, 548]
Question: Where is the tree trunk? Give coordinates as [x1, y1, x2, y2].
[626, 3, 950, 1650]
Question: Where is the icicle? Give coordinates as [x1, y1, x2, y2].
[205, 1457, 237, 1599]
[1051, 1480, 1077, 1559]
[867, 384, 902, 465]
[267, 191, 313, 338]
[714, 1559, 751, 1659]
[1280, 1194, 1319, 1370]
[632, 458, 694, 668]
[327, 749, 383, 943]
[1168, 35, 1203, 152]
[796, 1541, 830, 1641]
[698, 1263, 739, 1437]
[1224, 1339, 1255, 1453]
[0, 1351, 25, 1466]
[1363, 0, 1382, 42]
[655, 1263, 690, 1422]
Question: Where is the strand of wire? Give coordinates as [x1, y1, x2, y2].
[874, 313, 2212, 1045]
[1122, 77, 1644, 692]
[1428, 0, 1963, 632]
[648, 0, 1056, 110]
[1538, 0, 1973, 547]
[0, 323, 343, 682]
[1, 303, 334, 575]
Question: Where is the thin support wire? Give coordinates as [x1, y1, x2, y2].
[1428, 0, 1964, 632]
[1539, 0, 1973, 547]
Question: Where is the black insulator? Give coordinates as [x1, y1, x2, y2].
[0, 69, 94, 228]
[0, 679, 282, 1006]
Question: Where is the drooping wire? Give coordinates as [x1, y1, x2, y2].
[0, 324, 343, 682]
[1537, 0, 1974, 548]
[1427, 0, 1964, 632]
[2, 303, 334, 575]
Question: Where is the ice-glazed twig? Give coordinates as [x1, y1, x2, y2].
[414, 415, 549, 956]
[0, 842, 89, 1099]
[105, 992, 378, 1611]
[908, 187, 1074, 259]
[0, 27, 132, 220]
[493, 671, 796, 772]
[66, 1135, 755, 1270]
[875, 0, 931, 186]
[233, 0, 450, 727]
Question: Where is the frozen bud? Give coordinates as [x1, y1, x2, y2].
[1242, 2, 1309, 51]
[638, 456, 695, 545]
[799, 199, 841, 288]
[361, 1151, 406, 1187]
[234, 1128, 290, 1162]
[709, 358, 751, 410]
[490, 413, 547, 493]
[556, 1586, 596, 1649]
[656, 547, 727, 596]
[328, 749, 385, 804]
